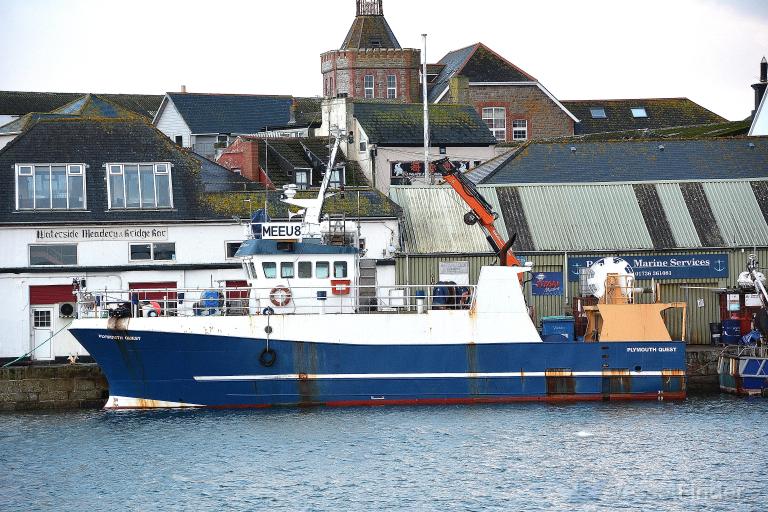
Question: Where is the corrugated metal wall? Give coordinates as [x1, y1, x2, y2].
[396, 249, 768, 345]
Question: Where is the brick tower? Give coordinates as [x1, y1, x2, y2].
[320, 0, 420, 102]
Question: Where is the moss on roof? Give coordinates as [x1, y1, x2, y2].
[203, 188, 401, 219]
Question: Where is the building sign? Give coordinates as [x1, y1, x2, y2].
[439, 260, 469, 285]
[567, 254, 729, 281]
[261, 222, 302, 240]
[36, 227, 168, 242]
[391, 160, 470, 185]
[532, 272, 563, 296]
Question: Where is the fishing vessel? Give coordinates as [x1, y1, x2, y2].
[718, 255, 768, 396]
[68, 146, 687, 409]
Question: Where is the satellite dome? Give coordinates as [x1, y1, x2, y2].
[583, 257, 634, 299]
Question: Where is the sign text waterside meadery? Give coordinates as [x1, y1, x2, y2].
[36, 227, 169, 242]
[568, 254, 729, 281]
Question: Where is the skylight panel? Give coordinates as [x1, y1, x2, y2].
[631, 107, 648, 118]
[589, 107, 606, 119]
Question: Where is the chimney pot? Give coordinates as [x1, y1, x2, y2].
[181, 85, 187, 93]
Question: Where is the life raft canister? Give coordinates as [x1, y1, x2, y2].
[269, 286, 292, 307]
[331, 279, 351, 295]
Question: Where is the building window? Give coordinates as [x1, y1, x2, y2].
[512, 119, 528, 141]
[359, 140, 367, 153]
[589, 108, 607, 118]
[316, 261, 330, 279]
[129, 242, 176, 262]
[387, 75, 397, 99]
[226, 241, 243, 259]
[329, 167, 344, 188]
[298, 261, 312, 278]
[29, 244, 77, 266]
[295, 169, 310, 190]
[334, 261, 348, 278]
[16, 164, 86, 210]
[107, 163, 173, 209]
[175, 135, 183, 145]
[482, 107, 506, 141]
[631, 107, 648, 118]
[33, 309, 52, 328]
[364, 75, 374, 99]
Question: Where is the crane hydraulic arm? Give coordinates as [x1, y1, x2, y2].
[434, 158, 521, 267]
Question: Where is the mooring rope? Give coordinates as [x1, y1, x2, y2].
[2, 325, 70, 368]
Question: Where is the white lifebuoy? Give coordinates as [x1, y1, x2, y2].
[269, 286, 292, 307]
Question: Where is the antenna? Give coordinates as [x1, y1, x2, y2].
[422, 33, 430, 185]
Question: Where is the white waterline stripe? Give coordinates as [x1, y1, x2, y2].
[194, 371, 666, 382]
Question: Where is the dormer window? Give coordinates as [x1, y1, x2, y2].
[631, 107, 648, 118]
[107, 163, 173, 209]
[369, 39, 382, 48]
[589, 107, 607, 119]
[295, 169, 311, 190]
[16, 164, 86, 210]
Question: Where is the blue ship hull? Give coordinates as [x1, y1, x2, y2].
[70, 327, 687, 408]
[719, 353, 768, 396]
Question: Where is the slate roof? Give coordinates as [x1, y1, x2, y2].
[550, 119, 751, 142]
[562, 98, 727, 135]
[165, 93, 294, 135]
[188, 151, 252, 193]
[0, 91, 162, 118]
[391, 179, 768, 253]
[340, 12, 400, 49]
[480, 137, 768, 185]
[204, 188, 402, 220]
[0, 118, 232, 225]
[255, 137, 369, 188]
[428, 43, 536, 103]
[0, 94, 144, 135]
[293, 97, 323, 127]
[352, 101, 497, 146]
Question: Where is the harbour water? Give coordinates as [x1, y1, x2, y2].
[1, 396, 764, 511]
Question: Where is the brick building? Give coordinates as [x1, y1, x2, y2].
[320, 0, 420, 102]
[427, 43, 577, 142]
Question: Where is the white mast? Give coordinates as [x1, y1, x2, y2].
[422, 33, 430, 185]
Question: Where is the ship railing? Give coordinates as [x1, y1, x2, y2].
[73, 283, 477, 318]
[720, 343, 768, 359]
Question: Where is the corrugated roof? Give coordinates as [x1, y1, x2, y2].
[518, 184, 653, 251]
[703, 181, 768, 246]
[655, 183, 702, 248]
[389, 186, 507, 253]
[390, 180, 768, 254]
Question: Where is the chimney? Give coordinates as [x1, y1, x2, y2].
[448, 75, 470, 105]
[288, 98, 297, 125]
[752, 57, 767, 116]
[180, 85, 187, 94]
[241, 139, 261, 183]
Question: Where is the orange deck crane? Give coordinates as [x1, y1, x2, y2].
[434, 158, 522, 268]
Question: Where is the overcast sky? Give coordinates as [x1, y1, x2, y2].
[1, 0, 766, 120]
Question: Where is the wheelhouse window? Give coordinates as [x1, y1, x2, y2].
[387, 75, 397, 99]
[631, 107, 648, 118]
[263, 262, 277, 279]
[334, 261, 348, 278]
[589, 107, 607, 119]
[482, 107, 506, 141]
[298, 261, 312, 278]
[129, 242, 176, 262]
[364, 75, 374, 99]
[29, 244, 77, 266]
[226, 241, 243, 259]
[107, 163, 173, 209]
[512, 119, 528, 141]
[280, 262, 295, 278]
[316, 261, 330, 279]
[16, 164, 86, 210]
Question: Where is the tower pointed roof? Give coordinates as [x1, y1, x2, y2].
[340, 0, 400, 49]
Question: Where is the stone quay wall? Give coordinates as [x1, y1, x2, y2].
[0, 364, 108, 411]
